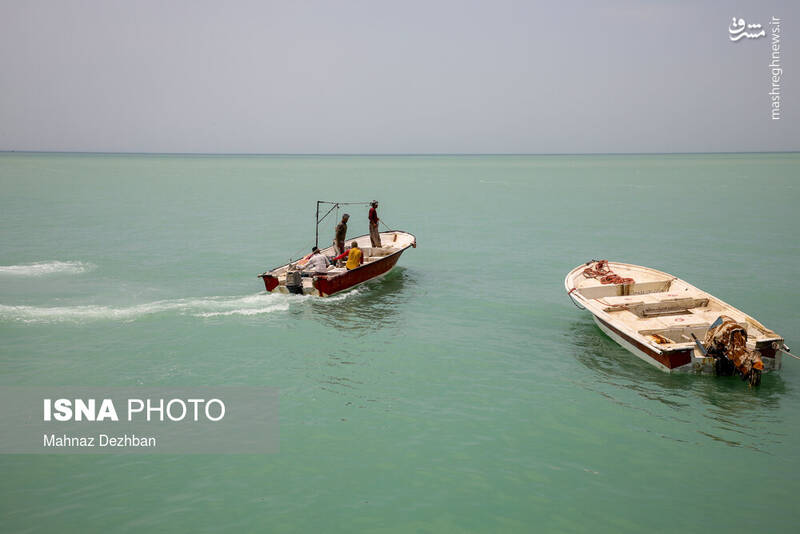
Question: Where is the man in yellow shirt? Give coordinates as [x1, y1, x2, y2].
[345, 241, 363, 270]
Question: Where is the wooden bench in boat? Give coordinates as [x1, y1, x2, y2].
[599, 293, 709, 317]
[577, 280, 673, 299]
[610, 314, 708, 333]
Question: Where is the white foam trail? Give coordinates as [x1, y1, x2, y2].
[191, 293, 291, 317]
[0, 293, 290, 323]
[194, 307, 284, 317]
[0, 261, 96, 277]
[319, 285, 367, 302]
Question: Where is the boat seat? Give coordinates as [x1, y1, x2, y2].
[612, 315, 685, 334]
[641, 297, 707, 315]
[635, 314, 708, 334]
[688, 308, 748, 327]
[578, 279, 671, 300]
[368, 247, 394, 257]
[602, 294, 709, 317]
[600, 294, 659, 308]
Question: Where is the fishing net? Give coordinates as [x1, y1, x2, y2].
[703, 315, 764, 386]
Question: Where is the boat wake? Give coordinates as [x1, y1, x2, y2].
[0, 272, 376, 323]
[0, 260, 96, 277]
[0, 293, 292, 323]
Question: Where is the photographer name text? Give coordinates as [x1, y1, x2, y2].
[44, 433, 157, 448]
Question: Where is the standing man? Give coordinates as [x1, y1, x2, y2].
[368, 201, 382, 248]
[334, 213, 349, 255]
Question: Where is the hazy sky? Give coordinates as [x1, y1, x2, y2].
[0, 0, 796, 153]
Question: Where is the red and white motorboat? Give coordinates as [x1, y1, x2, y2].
[566, 260, 788, 385]
[258, 201, 416, 297]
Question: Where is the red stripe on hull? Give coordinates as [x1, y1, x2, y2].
[313, 250, 404, 296]
[595, 315, 692, 369]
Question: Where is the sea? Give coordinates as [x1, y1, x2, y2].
[1, 153, 798, 533]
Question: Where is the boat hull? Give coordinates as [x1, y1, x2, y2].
[593, 315, 693, 372]
[312, 248, 403, 297]
[593, 313, 782, 374]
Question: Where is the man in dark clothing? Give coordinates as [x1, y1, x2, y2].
[368, 201, 381, 248]
[334, 214, 349, 255]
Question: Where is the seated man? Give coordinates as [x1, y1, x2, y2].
[303, 246, 330, 276]
[345, 241, 363, 270]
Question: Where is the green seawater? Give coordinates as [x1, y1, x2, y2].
[1, 153, 799, 533]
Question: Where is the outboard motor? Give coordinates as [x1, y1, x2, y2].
[703, 315, 764, 386]
[285, 269, 304, 295]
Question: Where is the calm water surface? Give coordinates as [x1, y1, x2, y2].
[0, 153, 798, 532]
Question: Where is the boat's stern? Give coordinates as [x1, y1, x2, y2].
[259, 271, 322, 296]
[259, 273, 280, 292]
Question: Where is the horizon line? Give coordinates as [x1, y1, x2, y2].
[1, 150, 798, 157]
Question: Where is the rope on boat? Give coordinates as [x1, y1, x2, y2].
[289, 244, 309, 262]
[567, 287, 586, 310]
[582, 260, 634, 285]
[334, 204, 339, 235]
[317, 200, 384, 234]
[781, 346, 800, 361]
[317, 203, 341, 225]
[317, 200, 372, 206]
[312, 199, 402, 250]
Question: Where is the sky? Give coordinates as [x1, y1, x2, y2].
[0, 0, 797, 154]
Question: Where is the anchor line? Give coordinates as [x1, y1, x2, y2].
[781, 347, 800, 361]
[567, 288, 586, 310]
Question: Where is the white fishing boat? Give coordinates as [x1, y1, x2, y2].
[565, 260, 788, 385]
